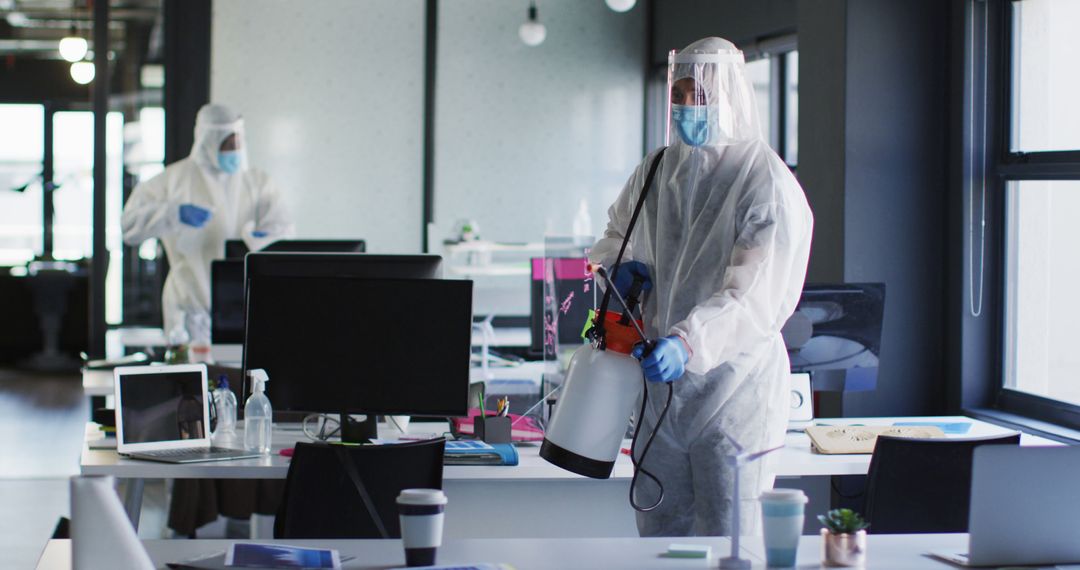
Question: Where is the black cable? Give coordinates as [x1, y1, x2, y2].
[628, 378, 674, 512]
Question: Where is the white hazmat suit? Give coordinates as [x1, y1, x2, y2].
[122, 104, 293, 334]
[590, 38, 813, 536]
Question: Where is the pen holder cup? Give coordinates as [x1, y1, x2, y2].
[475, 415, 511, 444]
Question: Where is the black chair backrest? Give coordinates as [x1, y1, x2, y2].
[864, 433, 1020, 534]
[274, 438, 445, 539]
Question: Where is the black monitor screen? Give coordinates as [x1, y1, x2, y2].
[262, 239, 366, 253]
[243, 277, 472, 416]
[119, 371, 206, 444]
[784, 283, 886, 378]
[211, 260, 245, 344]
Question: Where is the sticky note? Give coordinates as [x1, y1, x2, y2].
[666, 544, 711, 559]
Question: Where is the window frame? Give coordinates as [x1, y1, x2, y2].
[984, 0, 1080, 430]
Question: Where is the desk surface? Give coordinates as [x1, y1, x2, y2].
[106, 325, 532, 356]
[80, 416, 1053, 481]
[36, 535, 972, 570]
[81, 422, 633, 481]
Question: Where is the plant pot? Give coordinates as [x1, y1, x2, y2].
[820, 528, 867, 567]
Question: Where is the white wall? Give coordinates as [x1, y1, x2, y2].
[209, 0, 647, 315]
[211, 0, 426, 253]
[432, 0, 646, 245]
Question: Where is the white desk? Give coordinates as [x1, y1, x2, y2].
[36, 535, 975, 569]
[83, 423, 639, 538]
[34, 536, 738, 570]
[105, 325, 532, 357]
[81, 417, 1055, 538]
[742, 533, 974, 570]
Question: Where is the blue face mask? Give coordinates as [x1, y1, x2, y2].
[218, 150, 241, 174]
[671, 104, 710, 147]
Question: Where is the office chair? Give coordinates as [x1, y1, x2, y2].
[274, 438, 445, 539]
[864, 433, 1020, 534]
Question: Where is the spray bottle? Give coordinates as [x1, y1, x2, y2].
[211, 375, 238, 446]
[244, 369, 272, 455]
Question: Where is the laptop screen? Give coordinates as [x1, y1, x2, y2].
[118, 370, 207, 444]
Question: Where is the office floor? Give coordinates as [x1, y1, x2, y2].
[0, 369, 174, 569]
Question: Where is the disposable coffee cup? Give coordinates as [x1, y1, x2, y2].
[397, 488, 447, 567]
[760, 488, 808, 568]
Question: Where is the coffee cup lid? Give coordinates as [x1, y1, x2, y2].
[760, 489, 808, 503]
[397, 488, 447, 506]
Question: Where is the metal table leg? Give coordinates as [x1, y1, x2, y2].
[121, 477, 145, 530]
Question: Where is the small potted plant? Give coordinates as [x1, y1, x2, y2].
[818, 508, 869, 567]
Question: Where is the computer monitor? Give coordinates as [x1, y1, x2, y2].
[782, 283, 886, 391]
[241, 253, 457, 416]
[529, 257, 593, 357]
[261, 239, 366, 253]
[243, 252, 441, 282]
[211, 260, 245, 344]
[223, 239, 366, 259]
[242, 275, 472, 417]
[224, 240, 249, 260]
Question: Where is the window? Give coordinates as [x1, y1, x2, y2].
[1005, 180, 1080, 407]
[995, 0, 1080, 426]
[0, 104, 45, 265]
[1009, 0, 1080, 152]
[744, 46, 799, 168]
[52, 111, 125, 324]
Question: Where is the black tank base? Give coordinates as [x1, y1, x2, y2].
[540, 439, 615, 479]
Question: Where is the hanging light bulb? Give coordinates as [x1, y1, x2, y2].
[605, 0, 636, 12]
[59, 25, 88, 63]
[518, 1, 546, 47]
[70, 60, 95, 84]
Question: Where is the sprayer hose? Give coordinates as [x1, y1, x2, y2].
[628, 378, 674, 512]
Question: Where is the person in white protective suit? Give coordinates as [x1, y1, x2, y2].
[590, 37, 813, 537]
[122, 104, 293, 335]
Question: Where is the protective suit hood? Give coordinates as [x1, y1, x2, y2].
[191, 104, 249, 175]
[667, 37, 760, 148]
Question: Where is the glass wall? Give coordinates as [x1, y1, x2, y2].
[0, 104, 45, 265]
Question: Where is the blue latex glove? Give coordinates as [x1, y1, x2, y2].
[631, 336, 689, 383]
[612, 261, 652, 298]
[252, 230, 268, 238]
[178, 204, 211, 228]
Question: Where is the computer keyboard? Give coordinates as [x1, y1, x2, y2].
[136, 446, 243, 458]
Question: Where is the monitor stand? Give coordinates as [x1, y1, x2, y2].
[340, 413, 377, 444]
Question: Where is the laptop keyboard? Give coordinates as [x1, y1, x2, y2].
[135, 447, 243, 458]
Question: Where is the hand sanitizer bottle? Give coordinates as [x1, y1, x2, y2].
[243, 369, 273, 455]
[211, 375, 238, 446]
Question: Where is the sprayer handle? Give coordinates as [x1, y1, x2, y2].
[634, 340, 658, 360]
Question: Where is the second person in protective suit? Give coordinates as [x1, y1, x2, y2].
[591, 37, 813, 537]
[122, 103, 294, 336]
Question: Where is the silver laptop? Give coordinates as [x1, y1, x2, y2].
[932, 445, 1080, 567]
[114, 364, 261, 463]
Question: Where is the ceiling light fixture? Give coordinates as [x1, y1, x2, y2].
[70, 60, 94, 84]
[518, 1, 546, 47]
[605, 0, 636, 12]
[59, 27, 88, 63]
[5, 12, 30, 27]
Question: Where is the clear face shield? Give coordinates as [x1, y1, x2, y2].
[666, 49, 760, 147]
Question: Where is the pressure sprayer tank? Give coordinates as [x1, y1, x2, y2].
[540, 312, 644, 479]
